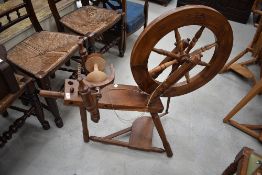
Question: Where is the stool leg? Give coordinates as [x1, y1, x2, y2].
[151, 113, 173, 157]
[38, 77, 63, 128]
[27, 81, 50, 130]
[223, 78, 262, 123]
[220, 48, 249, 73]
[79, 107, 89, 142]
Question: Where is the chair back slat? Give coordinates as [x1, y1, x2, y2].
[0, 0, 42, 33]
[1, 14, 29, 32]
[0, 2, 26, 18]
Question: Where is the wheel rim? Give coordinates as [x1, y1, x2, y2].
[131, 5, 233, 97]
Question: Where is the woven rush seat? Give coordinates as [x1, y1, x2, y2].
[60, 6, 121, 35]
[7, 31, 80, 78]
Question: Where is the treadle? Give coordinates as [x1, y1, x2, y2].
[89, 116, 165, 153]
[129, 117, 154, 148]
[229, 63, 254, 79]
[228, 119, 262, 142]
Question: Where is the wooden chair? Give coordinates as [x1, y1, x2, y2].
[220, 1, 262, 84]
[108, 0, 148, 33]
[0, 44, 50, 147]
[223, 147, 262, 175]
[0, 0, 82, 127]
[95, 0, 149, 52]
[47, 0, 125, 56]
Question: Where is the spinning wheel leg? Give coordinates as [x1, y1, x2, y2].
[220, 48, 250, 73]
[223, 78, 262, 142]
[223, 79, 262, 122]
[151, 113, 173, 157]
[79, 107, 89, 142]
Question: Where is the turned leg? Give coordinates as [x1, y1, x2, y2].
[220, 48, 249, 73]
[87, 34, 96, 54]
[151, 113, 173, 157]
[37, 77, 63, 128]
[118, 14, 126, 57]
[27, 81, 50, 130]
[0, 107, 34, 148]
[79, 106, 89, 142]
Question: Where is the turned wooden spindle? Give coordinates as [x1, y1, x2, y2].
[79, 87, 100, 123]
[149, 60, 178, 77]
[150, 39, 190, 79]
[152, 48, 180, 60]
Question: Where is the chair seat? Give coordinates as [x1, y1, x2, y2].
[7, 31, 80, 78]
[107, 1, 145, 34]
[126, 1, 145, 34]
[60, 6, 121, 35]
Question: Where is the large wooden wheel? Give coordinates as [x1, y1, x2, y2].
[131, 5, 233, 97]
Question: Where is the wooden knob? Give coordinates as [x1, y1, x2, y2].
[85, 53, 106, 72]
[86, 64, 107, 82]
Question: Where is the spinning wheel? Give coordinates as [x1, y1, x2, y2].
[40, 5, 233, 157]
[131, 5, 233, 96]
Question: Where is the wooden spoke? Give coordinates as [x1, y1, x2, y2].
[189, 42, 217, 57]
[149, 60, 179, 78]
[186, 26, 205, 54]
[151, 45, 186, 79]
[198, 61, 210, 67]
[185, 72, 190, 83]
[174, 28, 183, 53]
[152, 48, 180, 60]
